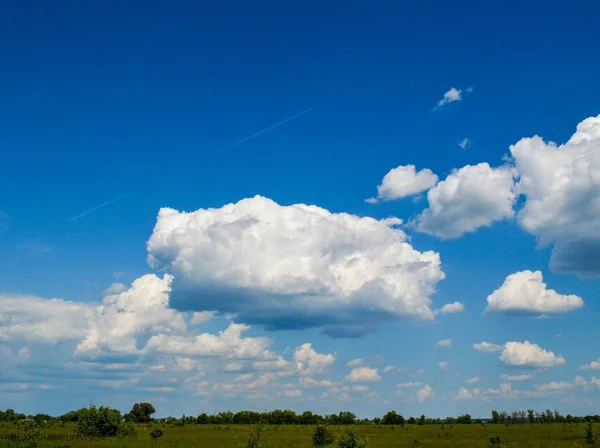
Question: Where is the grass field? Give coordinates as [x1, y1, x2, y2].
[0, 422, 597, 448]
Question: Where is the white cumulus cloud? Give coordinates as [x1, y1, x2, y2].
[435, 339, 453, 348]
[485, 270, 584, 315]
[416, 384, 435, 402]
[500, 341, 565, 368]
[466, 376, 480, 384]
[345, 367, 381, 382]
[434, 87, 463, 109]
[509, 115, 600, 276]
[294, 343, 336, 376]
[347, 358, 364, 368]
[147, 195, 445, 337]
[367, 165, 438, 202]
[413, 163, 517, 239]
[437, 302, 465, 314]
[579, 359, 600, 371]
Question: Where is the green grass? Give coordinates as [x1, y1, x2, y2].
[0, 422, 597, 447]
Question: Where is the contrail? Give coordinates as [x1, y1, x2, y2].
[216, 108, 313, 154]
[68, 194, 126, 222]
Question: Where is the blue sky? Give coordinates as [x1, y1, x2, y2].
[1, 0, 599, 418]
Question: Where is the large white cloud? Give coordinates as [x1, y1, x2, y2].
[0, 273, 347, 405]
[0, 294, 93, 343]
[367, 165, 438, 202]
[500, 341, 565, 368]
[485, 270, 584, 316]
[147, 195, 445, 337]
[144, 323, 274, 361]
[509, 115, 600, 276]
[76, 274, 187, 357]
[413, 163, 517, 239]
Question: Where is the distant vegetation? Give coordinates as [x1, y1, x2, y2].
[1, 404, 600, 447]
[2, 404, 600, 427]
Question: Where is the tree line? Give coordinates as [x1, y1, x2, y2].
[2, 405, 599, 427]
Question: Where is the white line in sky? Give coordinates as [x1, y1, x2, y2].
[217, 108, 313, 154]
[67, 194, 126, 222]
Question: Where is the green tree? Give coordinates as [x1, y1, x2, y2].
[129, 403, 156, 423]
[457, 414, 472, 424]
[196, 413, 209, 424]
[527, 409, 535, 424]
[491, 410, 500, 424]
[382, 411, 404, 426]
[338, 412, 356, 425]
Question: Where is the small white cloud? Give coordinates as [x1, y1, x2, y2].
[500, 341, 565, 368]
[299, 377, 336, 388]
[530, 377, 588, 396]
[369, 165, 439, 202]
[485, 270, 584, 315]
[294, 343, 336, 376]
[190, 311, 214, 325]
[351, 385, 369, 393]
[458, 138, 471, 149]
[501, 374, 533, 381]
[279, 389, 302, 397]
[439, 361, 449, 370]
[434, 87, 462, 109]
[473, 342, 503, 353]
[416, 384, 435, 402]
[579, 359, 600, 371]
[347, 358, 364, 368]
[345, 367, 381, 382]
[397, 382, 422, 389]
[17, 348, 30, 362]
[103, 282, 127, 296]
[465, 376, 480, 384]
[437, 302, 465, 314]
[456, 387, 479, 400]
[435, 339, 453, 348]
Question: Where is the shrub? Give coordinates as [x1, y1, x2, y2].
[312, 424, 335, 447]
[117, 421, 138, 438]
[489, 436, 502, 447]
[76, 406, 122, 437]
[6, 421, 40, 448]
[150, 428, 164, 439]
[337, 428, 369, 448]
[236, 425, 263, 448]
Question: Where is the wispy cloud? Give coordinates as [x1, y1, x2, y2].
[217, 108, 313, 154]
[67, 194, 126, 222]
[458, 138, 471, 149]
[0, 210, 12, 231]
